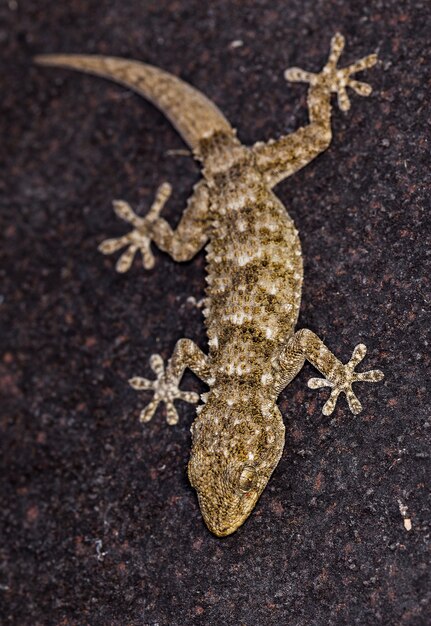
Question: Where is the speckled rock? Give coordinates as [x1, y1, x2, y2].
[0, 1, 430, 624]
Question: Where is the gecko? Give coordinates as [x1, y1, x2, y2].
[35, 33, 384, 537]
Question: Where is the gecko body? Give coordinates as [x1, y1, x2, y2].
[190, 146, 302, 534]
[36, 34, 384, 536]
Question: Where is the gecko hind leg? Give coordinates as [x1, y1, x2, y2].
[285, 32, 377, 112]
[129, 339, 211, 425]
[252, 33, 378, 188]
[274, 329, 384, 416]
[98, 182, 172, 272]
[99, 179, 209, 271]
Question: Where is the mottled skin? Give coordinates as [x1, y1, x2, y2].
[36, 34, 384, 536]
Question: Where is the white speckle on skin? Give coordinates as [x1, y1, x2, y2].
[265, 327, 274, 339]
[237, 253, 251, 267]
[231, 312, 245, 324]
[209, 336, 219, 348]
[227, 196, 248, 211]
[261, 401, 272, 417]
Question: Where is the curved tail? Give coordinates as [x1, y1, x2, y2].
[34, 54, 234, 155]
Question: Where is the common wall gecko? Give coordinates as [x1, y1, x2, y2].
[36, 33, 384, 536]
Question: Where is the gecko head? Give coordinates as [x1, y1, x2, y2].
[188, 396, 285, 537]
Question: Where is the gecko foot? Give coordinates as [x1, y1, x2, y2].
[307, 343, 384, 416]
[98, 182, 172, 272]
[129, 354, 200, 425]
[284, 32, 377, 111]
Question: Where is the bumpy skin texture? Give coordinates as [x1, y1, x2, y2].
[36, 33, 384, 536]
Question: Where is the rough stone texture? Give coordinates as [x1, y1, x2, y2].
[0, 1, 429, 624]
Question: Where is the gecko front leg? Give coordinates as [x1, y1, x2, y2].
[99, 179, 210, 272]
[129, 339, 211, 425]
[273, 329, 384, 415]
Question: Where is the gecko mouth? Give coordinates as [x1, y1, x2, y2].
[211, 520, 247, 537]
[200, 492, 260, 537]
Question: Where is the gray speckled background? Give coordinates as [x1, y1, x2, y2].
[1, 1, 430, 624]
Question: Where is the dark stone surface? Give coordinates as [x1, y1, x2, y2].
[1, 1, 430, 624]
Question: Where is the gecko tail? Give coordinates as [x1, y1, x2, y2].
[34, 54, 234, 156]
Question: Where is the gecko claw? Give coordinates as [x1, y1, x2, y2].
[129, 353, 200, 425]
[308, 343, 384, 416]
[284, 32, 377, 111]
[98, 182, 172, 272]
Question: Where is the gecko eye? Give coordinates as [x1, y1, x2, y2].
[238, 465, 258, 493]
